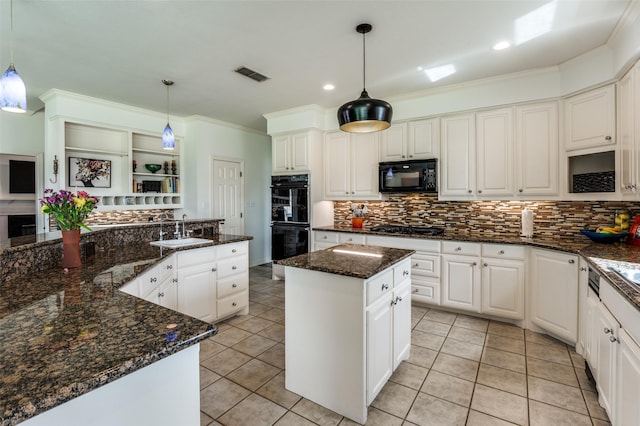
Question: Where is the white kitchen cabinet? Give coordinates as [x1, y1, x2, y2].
[392, 280, 411, 369]
[177, 261, 216, 323]
[476, 108, 514, 197]
[272, 132, 309, 174]
[440, 113, 476, 198]
[481, 258, 525, 320]
[313, 231, 340, 250]
[138, 256, 176, 299]
[563, 84, 616, 151]
[324, 131, 379, 199]
[366, 291, 393, 404]
[441, 253, 481, 312]
[577, 257, 590, 356]
[585, 288, 600, 368]
[215, 242, 250, 318]
[616, 329, 640, 426]
[144, 273, 178, 311]
[619, 61, 640, 195]
[515, 102, 559, 196]
[379, 119, 439, 161]
[593, 298, 619, 419]
[529, 248, 579, 344]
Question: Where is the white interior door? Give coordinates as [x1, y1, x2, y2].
[212, 158, 244, 234]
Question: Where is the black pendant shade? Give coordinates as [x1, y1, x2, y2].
[337, 23, 392, 133]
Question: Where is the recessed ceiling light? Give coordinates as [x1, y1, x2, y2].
[493, 41, 512, 51]
[323, 84, 335, 91]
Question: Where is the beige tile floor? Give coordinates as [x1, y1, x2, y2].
[200, 264, 611, 426]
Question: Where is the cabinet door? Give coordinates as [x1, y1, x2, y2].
[290, 133, 309, 171]
[324, 132, 351, 198]
[440, 114, 475, 197]
[594, 301, 618, 419]
[563, 84, 615, 151]
[616, 329, 640, 426]
[393, 281, 412, 369]
[366, 292, 393, 405]
[272, 135, 290, 173]
[476, 108, 514, 197]
[408, 118, 439, 159]
[577, 257, 590, 356]
[441, 254, 481, 312]
[379, 124, 406, 161]
[619, 69, 636, 193]
[585, 291, 599, 369]
[177, 263, 216, 322]
[515, 102, 559, 196]
[351, 132, 380, 197]
[481, 258, 524, 320]
[158, 275, 178, 311]
[529, 249, 579, 343]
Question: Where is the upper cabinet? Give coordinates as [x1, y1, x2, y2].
[619, 61, 640, 195]
[563, 84, 616, 152]
[440, 113, 476, 198]
[325, 131, 380, 199]
[272, 132, 309, 174]
[379, 119, 439, 162]
[476, 108, 514, 197]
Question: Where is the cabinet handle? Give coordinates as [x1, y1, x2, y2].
[232, 302, 237, 307]
[518, 189, 523, 193]
[158, 292, 164, 297]
[605, 136, 612, 141]
[150, 277, 157, 283]
[580, 267, 587, 271]
[403, 270, 409, 276]
[413, 288, 419, 293]
[212, 268, 217, 272]
[345, 192, 349, 195]
[232, 283, 238, 288]
[455, 247, 462, 251]
[232, 266, 237, 270]
[483, 262, 488, 267]
[568, 259, 575, 264]
[166, 265, 173, 269]
[610, 335, 618, 343]
[382, 283, 389, 291]
[413, 262, 419, 267]
[604, 327, 612, 334]
[472, 262, 477, 266]
[498, 250, 504, 254]
[232, 249, 237, 253]
[172, 278, 178, 283]
[478, 189, 483, 194]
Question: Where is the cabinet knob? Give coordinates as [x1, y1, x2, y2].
[483, 262, 488, 267]
[232, 249, 237, 253]
[472, 262, 477, 266]
[150, 277, 157, 283]
[518, 189, 523, 193]
[413, 288, 419, 293]
[212, 268, 217, 272]
[568, 259, 575, 264]
[382, 283, 389, 291]
[232, 302, 237, 307]
[467, 190, 472, 194]
[455, 247, 462, 251]
[409, 155, 413, 158]
[605, 136, 612, 141]
[232, 266, 237, 270]
[345, 192, 349, 195]
[604, 327, 612, 334]
[413, 262, 419, 267]
[323, 236, 327, 239]
[232, 283, 238, 288]
[499, 250, 504, 254]
[348, 238, 352, 241]
[402, 155, 406, 158]
[580, 267, 587, 271]
[395, 296, 403, 303]
[610, 335, 618, 343]
[351, 191, 355, 194]
[478, 190, 483, 194]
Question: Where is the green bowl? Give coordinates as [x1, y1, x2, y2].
[145, 164, 162, 174]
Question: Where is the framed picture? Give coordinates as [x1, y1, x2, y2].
[68, 157, 111, 188]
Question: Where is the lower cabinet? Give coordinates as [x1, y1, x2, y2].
[177, 262, 216, 323]
[481, 257, 525, 320]
[529, 248, 579, 344]
[592, 298, 619, 419]
[441, 254, 481, 312]
[616, 329, 640, 426]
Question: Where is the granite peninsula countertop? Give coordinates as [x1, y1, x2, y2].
[313, 225, 640, 311]
[0, 232, 252, 426]
[276, 243, 414, 279]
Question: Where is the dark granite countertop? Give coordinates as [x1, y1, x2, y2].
[0, 232, 252, 426]
[276, 243, 414, 279]
[313, 225, 640, 311]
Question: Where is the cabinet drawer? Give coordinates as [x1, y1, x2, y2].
[217, 272, 249, 299]
[442, 241, 481, 256]
[120, 279, 139, 297]
[366, 269, 394, 305]
[339, 233, 366, 244]
[411, 278, 440, 305]
[411, 253, 440, 278]
[481, 243, 525, 260]
[315, 231, 339, 243]
[217, 242, 248, 259]
[216, 255, 248, 279]
[217, 290, 248, 318]
[394, 259, 412, 284]
[139, 265, 161, 297]
[177, 246, 215, 268]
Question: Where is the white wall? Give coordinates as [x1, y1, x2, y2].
[184, 116, 271, 266]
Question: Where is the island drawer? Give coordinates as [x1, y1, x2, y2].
[218, 290, 248, 318]
[217, 272, 249, 299]
[217, 241, 248, 259]
[216, 255, 249, 279]
[394, 259, 412, 284]
[481, 243, 525, 260]
[366, 269, 394, 305]
[315, 231, 339, 243]
[442, 241, 481, 256]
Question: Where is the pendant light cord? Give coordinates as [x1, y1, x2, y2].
[361, 29, 366, 91]
[166, 84, 170, 123]
[9, 0, 15, 64]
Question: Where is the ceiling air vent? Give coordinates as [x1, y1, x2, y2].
[234, 66, 269, 82]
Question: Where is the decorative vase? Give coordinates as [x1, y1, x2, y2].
[351, 217, 364, 228]
[62, 229, 82, 268]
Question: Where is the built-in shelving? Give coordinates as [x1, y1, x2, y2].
[66, 146, 129, 157]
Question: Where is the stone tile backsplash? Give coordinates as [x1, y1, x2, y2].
[334, 194, 640, 237]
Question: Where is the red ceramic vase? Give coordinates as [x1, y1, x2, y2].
[351, 217, 364, 228]
[62, 229, 82, 268]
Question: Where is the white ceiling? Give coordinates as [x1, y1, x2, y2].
[0, 0, 631, 132]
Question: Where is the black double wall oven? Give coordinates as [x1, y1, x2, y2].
[271, 174, 310, 261]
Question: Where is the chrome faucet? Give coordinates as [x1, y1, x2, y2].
[158, 214, 167, 241]
[182, 214, 188, 238]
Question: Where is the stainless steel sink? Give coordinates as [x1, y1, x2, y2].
[150, 237, 213, 248]
[608, 266, 640, 287]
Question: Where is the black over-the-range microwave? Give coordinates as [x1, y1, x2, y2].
[379, 159, 437, 193]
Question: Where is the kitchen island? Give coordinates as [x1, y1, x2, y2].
[276, 244, 414, 424]
[0, 225, 252, 426]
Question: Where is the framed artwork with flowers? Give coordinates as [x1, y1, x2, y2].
[68, 157, 111, 188]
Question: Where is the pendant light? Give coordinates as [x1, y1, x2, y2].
[337, 23, 392, 133]
[0, 0, 27, 113]
[161, 79, 175, 150]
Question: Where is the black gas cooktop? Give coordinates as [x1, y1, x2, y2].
[370, 225, 445, 236]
